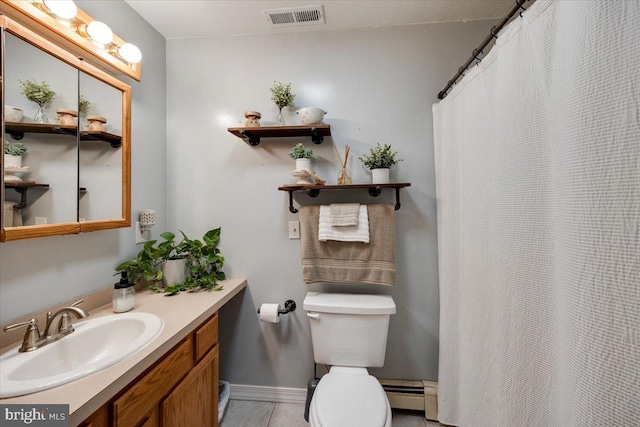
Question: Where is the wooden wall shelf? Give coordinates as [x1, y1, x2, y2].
[278, 182, 411, 213]
[5, 122, 122, 147]
[4, 181, 50, 209]
[228, 124, 331, 146]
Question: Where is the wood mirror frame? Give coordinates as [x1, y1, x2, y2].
[1, 16, 131, 242]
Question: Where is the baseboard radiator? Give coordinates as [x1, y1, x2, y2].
[379, 379, 438, 421]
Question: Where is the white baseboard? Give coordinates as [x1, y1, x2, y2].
[229, 384, 307, 404]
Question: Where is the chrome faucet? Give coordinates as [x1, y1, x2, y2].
[3, 299, 89, 352]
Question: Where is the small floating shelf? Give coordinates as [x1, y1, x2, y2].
[228, 124, 331, 146]
[4, 181, 50, 209]
[5, 122, 122, 147]
[80, 130, 122, 148]
[278, 182, 411, 213]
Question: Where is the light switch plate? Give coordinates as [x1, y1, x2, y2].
[289, 220, 300, 239]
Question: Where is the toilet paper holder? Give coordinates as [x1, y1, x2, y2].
[257, 300, 297, 316]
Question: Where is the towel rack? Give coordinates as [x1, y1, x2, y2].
[277, 183, 411, 214]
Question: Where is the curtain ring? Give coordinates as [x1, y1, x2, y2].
[517, 0, 527, 17]
[458, 66, 466, 77]
[490, 26, 499, 39]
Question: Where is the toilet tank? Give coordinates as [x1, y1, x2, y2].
[303, 292, 396, 368]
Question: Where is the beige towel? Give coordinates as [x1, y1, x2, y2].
[330, 203, 360, 227]
[300, 204, 395, 286]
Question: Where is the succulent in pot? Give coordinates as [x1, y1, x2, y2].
[358, 143, 403, 184]
[4, 140, 27, 168]
[289, 142, 313, 171]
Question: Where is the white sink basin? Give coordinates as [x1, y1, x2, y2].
[0, 312, 163, 398]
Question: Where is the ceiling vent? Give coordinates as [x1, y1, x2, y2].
[264, 5, 325, 27]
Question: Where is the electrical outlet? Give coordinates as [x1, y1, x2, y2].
[35, 217, 47, 225]
[289, 220, 300, 239]
[135, 221, 147, 244]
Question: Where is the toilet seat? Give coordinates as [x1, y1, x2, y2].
[309, 368, 392, 427]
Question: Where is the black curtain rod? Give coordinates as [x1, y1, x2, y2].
[437, 0, 531, 100]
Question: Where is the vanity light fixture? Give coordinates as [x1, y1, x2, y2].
[113, 43, 142, 64]
[41, 0, 77, 20]
[4, 0, 142, 81]
[78, 21, 113, 45]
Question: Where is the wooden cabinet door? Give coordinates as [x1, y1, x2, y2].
[139, 407, 160, 427]
[113, 338, 193, 427]
[162, 345, 219, 427]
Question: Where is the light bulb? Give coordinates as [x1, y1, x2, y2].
[85, 21, 113, 45]
[117, 43, 142, 64]
[43, 0, 77, 20]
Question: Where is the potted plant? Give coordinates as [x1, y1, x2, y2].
[289, 142, 313, 171]
[358, 143, 403, 184]
[19, 78, 56, 124]
[4, 140, 27, 168]
[116, 228, 226, 296]
[270, 81, 295, 126]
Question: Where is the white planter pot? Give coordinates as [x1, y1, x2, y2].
[162, 258, 188, 287]
[371, 168, 390, 184]
[295, 158, 311, 171]
[4, 154, 22, 168]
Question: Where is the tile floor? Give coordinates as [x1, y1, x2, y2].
[220, 400, 445, 427]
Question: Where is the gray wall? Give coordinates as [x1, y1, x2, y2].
[0, 1, 167, 323]
[166, 21, 490, 386]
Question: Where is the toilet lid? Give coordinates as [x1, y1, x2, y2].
[312, 373, 389, 427]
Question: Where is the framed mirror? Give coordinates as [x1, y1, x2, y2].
[1, 16, 131, 241]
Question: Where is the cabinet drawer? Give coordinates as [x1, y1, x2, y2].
[113, 337, 193, 426]
[195, 313, 218, 361]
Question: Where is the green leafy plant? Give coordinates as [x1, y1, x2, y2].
[4, 140, 27, 156]
[115, 228, 226, 296]
[18, 79, 56, 107]
[270, 81, 295, 109]
[78, 95, 91, 115]
[358, 143, 403, 169]
[288, 143, 313, 159]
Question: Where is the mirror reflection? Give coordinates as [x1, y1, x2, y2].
[3, 32, 78, 228]
[79, 71, 123, 222]
[2, 19, 130, 240]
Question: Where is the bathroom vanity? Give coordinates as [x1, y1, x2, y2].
[0, 278, 246, 426]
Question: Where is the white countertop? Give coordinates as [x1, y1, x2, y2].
[0, 278, 247, 425]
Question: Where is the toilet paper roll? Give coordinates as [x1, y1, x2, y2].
[259, 303, 281, 323]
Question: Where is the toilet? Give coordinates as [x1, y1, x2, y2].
[303, 292, 396, 427]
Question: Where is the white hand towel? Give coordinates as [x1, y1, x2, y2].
[319, 204, 369, 243]
[330, 203, 360, 227]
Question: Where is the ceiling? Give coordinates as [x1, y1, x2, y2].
[124, 0, 513, 39]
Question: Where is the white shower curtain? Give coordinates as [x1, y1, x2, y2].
[433, 1, 639, 426]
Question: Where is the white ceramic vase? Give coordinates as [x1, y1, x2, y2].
[162, 258, 188, 287]
[4, 154, 22, 168]
[371, 168, 390, 184]
[295, 158, 311, 171]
